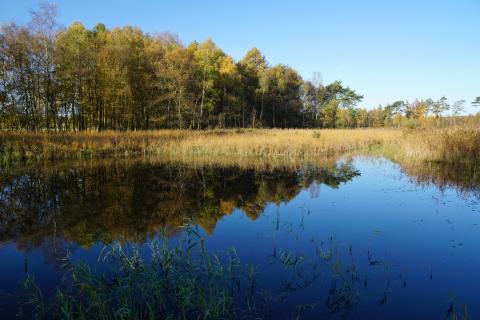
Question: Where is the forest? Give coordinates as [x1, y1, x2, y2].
[2, 4, 478, 132]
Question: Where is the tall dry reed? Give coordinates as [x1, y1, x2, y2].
[1, 127, 479, 164]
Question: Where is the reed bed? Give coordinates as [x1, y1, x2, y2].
[0, 129, 399, 160]
[164, 129, 401, 159]
[1, 127, 479, 164]
[377, 126, 480, 165]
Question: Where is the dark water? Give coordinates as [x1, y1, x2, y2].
[0, 157, 479, 319]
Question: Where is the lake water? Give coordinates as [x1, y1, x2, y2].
[0, 157, 479, 319]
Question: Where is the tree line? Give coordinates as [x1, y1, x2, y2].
[0, 4, 478, 131]
[341, 97, 480, 129]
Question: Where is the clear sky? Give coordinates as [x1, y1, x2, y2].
[1, 0, 479, 112]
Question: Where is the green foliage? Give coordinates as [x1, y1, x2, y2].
[431, 96, 450, 118]
[404, 119, 420, 129]
[472, 97, 480, 108]
[321, 99, 339, 128]
[452, 100, 466, 116]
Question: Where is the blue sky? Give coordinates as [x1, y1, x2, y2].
[1, 0, 479, 112]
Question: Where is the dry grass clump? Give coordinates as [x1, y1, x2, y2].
[395, 126, 480, 164]
[433, 127, 480, 163]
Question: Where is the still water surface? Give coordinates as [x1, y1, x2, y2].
[0, 157, 479, 319]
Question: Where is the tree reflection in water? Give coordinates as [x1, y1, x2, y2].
[0, 158, 360, 251]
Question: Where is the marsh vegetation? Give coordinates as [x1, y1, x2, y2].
[1, 126, 480, 166]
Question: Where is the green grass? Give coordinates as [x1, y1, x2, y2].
[19, 227, 264, 320]
[16, 224, 369, 320]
